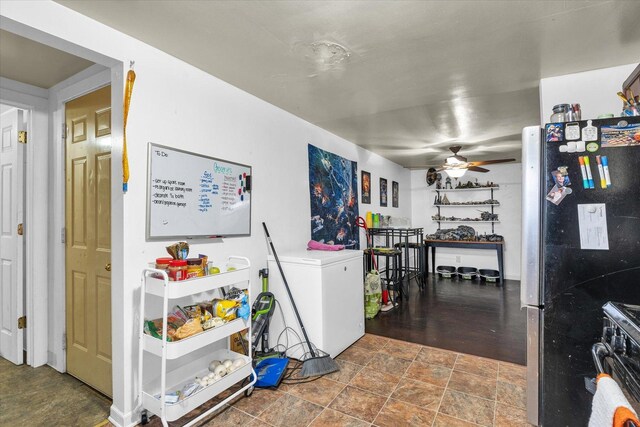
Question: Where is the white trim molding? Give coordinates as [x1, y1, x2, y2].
[0, 78, 49, 368]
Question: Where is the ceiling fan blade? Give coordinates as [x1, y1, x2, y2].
[467, 158, 515, 166]
[467, 166, 490, 173]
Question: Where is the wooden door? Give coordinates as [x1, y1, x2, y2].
[65, 85, 112, 396]
[0, 108, 25, 365]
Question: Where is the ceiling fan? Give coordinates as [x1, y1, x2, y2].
[426, 146, 515, 183]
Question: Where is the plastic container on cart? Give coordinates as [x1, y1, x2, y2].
[436, 265, 456, 278]
[457, 267, 478, 280]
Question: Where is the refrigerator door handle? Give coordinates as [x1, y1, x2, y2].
[521, 126, 542, 307]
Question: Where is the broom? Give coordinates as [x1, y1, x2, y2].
[262, 222, 340, 378]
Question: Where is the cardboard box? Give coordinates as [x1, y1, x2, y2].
[230, 328, 248, 355]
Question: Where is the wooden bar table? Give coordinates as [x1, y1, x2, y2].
[423, 239, 505, 284]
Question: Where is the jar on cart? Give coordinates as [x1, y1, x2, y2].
[168, 259, 187, 281]
[153, 257, 173, 279]
[155, 257, 173, 271]
[186, 258, 204, 279]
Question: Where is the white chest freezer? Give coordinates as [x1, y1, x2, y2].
[266, 249, 364, 360]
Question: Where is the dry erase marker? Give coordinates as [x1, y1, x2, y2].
[578, 156, 589, 189]
[583, 156, 595, 189]
[602, 156, 612, 187]
[596, 156, 606, 189]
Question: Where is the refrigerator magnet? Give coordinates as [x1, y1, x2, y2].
[565, 122, 580, 140]
[546, 184, 571, 205]
[586, 142, 599, 152]
[582, 120, 598, 141]
[600, 122, 640, 147]
[545, 123, 564, 142]
[551, 168, 571, 188]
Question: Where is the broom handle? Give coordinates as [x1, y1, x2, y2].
[262, 222, 317, 358]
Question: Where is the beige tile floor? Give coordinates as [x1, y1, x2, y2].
[148, 333, 530, 427]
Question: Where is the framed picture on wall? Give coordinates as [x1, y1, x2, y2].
[361, 170, 371, 204]
[392, 181, 399, 207]
[380, 178, 388, 207]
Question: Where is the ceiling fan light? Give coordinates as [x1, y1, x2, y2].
[445, 157, 463, 165]
[445, 168, 467, 178]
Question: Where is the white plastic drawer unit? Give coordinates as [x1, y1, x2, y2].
[267, 249, 364, 360]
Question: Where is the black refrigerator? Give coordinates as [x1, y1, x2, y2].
[521, 116, 640, 426]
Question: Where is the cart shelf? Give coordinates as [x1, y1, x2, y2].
[144, 263, 250, 298]
[143, 317, 250, 359]
[141, 350, 251, 423]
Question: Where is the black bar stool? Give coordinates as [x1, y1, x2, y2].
[363, 247, 403, 305]
[394, 241, 425, 290]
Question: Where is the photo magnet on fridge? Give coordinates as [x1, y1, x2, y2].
[547, 167, 572, 205]
[552, 167, 571, 187]
[546, 185, 572, 205]
[545, 123, 564, 142]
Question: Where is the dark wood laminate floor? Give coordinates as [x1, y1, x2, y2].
[365, 275, 526, 365]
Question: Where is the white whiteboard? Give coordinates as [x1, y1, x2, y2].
[146, 143, 251, 240]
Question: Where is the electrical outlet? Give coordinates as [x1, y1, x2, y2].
[455, 256, 461, 263]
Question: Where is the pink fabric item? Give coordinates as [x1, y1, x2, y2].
[307, 240, 345, 251]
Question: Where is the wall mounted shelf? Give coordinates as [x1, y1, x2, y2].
[433, 187, 500, 233]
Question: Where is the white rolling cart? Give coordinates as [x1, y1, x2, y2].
[137, 256, 256, 427]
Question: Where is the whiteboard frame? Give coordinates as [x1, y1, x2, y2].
[145, 142, 252, 241]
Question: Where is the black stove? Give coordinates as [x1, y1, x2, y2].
[601, 301, 640, 404]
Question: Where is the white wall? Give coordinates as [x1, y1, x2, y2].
[411, 164, 522, 280]
[1, 2, 410, 425]
[539, 63, 638, 125]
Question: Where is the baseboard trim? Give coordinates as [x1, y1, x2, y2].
[108, 405, 139, 427]
[47, 351, 64, 372]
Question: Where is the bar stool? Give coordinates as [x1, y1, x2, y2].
[363, 247, 403, 305]
[394, 241, 425, 291]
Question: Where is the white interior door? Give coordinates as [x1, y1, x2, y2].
[0, 108, 25, 365]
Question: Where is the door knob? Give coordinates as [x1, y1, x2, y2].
[105, 263, 111, 272]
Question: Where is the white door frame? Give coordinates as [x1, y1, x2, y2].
[0, 78, 49, 368]
[1, 13, 127, 426]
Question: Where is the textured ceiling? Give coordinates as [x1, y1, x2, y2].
[10, 1, 640, 169]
